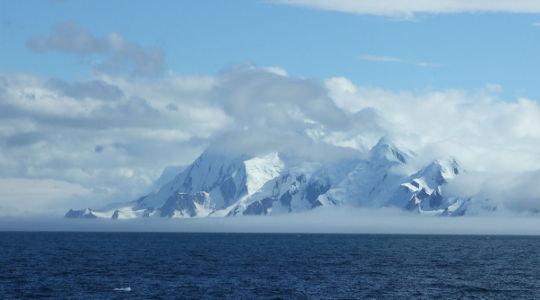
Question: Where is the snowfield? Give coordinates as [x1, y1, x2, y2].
[66, 137, 483, 219]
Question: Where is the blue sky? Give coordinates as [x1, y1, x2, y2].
[2, 0, 540, 99]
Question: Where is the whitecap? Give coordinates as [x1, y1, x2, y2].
[113, 287, 131, 292]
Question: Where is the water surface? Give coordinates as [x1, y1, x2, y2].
[1, 232, 539, 299]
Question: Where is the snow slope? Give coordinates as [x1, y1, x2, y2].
[66, 137, 471, 219]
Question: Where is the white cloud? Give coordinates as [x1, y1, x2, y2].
[414, 61, 444, 68]
[210, 65, 349, 132]
[360, 55, 402, 63]
[0, 178, 90, 216]
[262, 66, 289, 76]
[532, 22, 540, 26]
[360, 55, 443, 67]
[274, 0, 540, 17]
[0, 71, 227, 212]
[325, 77, 540, 175]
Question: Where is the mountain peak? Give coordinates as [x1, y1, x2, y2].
[369, 137, 411, 164]
[65, 208, 97, 219]
[409, 157, 462, 189]
[434, 157, 462, 179]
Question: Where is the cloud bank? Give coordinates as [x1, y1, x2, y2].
[274, 0, 540, 17]
[3, 208, 540, 235]
[3, 64, 540, 216]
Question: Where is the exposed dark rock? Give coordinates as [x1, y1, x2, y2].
[160, 192, 208, 217]
[244, 197, 275, 215]
[64, 208, 97, 219]
[219, 177, 237, 206]
[305, 180, 330, 208]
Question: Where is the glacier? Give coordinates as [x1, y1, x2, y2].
[65, 137, 474, 219]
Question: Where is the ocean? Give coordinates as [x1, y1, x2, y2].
[1, 232, 539, 299]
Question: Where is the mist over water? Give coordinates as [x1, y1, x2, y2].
[3, 208, 540, 235]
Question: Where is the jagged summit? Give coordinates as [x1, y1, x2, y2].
[369, 137, 412, 165]
[397, 157, 463, 214]
[65, 208, 97, 219]
[65, 137, 470, 219]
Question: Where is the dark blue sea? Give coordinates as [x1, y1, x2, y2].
[1, 232, 540, 299]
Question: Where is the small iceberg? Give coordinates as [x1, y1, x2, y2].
[113, 287, 132, 292]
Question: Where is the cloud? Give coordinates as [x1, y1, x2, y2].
[4, 208, 540, 235]
[360, 55, 402, 63]
[414, 61, 444, 68]
[207, 129, 362, 162]
[4, 64, 540, 216]
[47, 79, 124, 101]
[360, 55, 443, 68]
[262, 66, 289, 76]
[532, 22, 540, 26]
[0, 71, 227, 213]
[445, 170, 540, 213]
[27, 21, 165, 75]
[27, 21, 107, 54]
[274, 0, 540, 17]
[0, 178, 91, 216]
[324, 77, 540, 177]
[211, 65, 350, 132]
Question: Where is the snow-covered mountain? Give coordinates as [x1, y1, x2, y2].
[65, 137, 469, 219]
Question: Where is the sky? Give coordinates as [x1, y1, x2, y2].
[2, 0, 540, 217]
[3, 0, 540, 97]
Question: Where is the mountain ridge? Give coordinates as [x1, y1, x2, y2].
[65, 137, 469, 219]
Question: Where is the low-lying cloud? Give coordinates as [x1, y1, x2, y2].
[3, 208, 540, 235]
